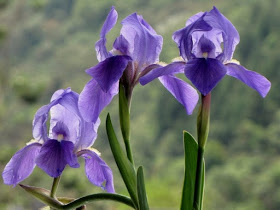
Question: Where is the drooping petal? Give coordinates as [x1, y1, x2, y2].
[185, 58, 227, 95]
[204, 7, 240, 62]
[81, 149, 114, 193]
[35, 140, 79, 177]
[86, 55, 131, 93]
[78, 79, 118, 123]
[159, 75, 199, 114]
[95, 7, 118, 62]
[139, 62, 186, 85]
[2, 143, 41, 186]
[226, 63, 271, 97]
[173, 14, 212, 60]
[116, 13, 163, 69]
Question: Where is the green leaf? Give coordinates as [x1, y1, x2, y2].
[62, 193, 135, 209]
[106, 114, 138, 208]
[19, 184, 63, 209]
[180, 131, 198, 210]
[137, 166, 149, 210]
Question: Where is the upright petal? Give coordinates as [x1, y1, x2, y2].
[159, 75, 199, 114]
[117, 13, 163, 69]
[32, 88, 76, 142]
[35, 140, 79, 177]
[81, 149, 114, 193]
[173, 14, 212, 60]
[185, 58, 227, 95]
[204, 7, 240, 62]
[95, 7, 118, 62]
[78, 79, 118, 123]
[2, 143, 41, 186]
[86, 55, 131, 93]
[49, 104, 80, 144]
[185, 12, 204, 26]
[140, 62, 186, 85]
[76, 118, 101, 151]
[32, 105, 51, 142]
[226, 63, 271, 97]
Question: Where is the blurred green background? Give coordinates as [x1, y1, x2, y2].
[0, 0, 279, 209]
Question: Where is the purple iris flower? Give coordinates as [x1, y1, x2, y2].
[78, 6, 166, 122]
[2, 88, 114, 193]
[140, 7, 271, 98]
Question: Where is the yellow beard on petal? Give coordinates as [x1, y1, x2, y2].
[57, 134, 64, 141]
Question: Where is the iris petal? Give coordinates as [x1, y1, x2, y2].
[117, 13, 163, 69]
[35, 140, 79, 177]
[78, 79, 118, 123]
[173, 14, 212, 60]
[226, 63, 271, 97]
[159, 75, 199, 114]
[82, 149, 115, 193]
[2, 143, 41, 186]
[140, 62, 186, 85]
[32, 88, 72, 142]
[86, 55, 131, 93]
[95, 7, 118, 62]
[204, 7, 240, 62]
[185, 58, 227, 95]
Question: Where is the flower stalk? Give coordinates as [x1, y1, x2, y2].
[119, 83, 134, 165]
[50, 176, 61, 198]
[193, 93, 211, 210]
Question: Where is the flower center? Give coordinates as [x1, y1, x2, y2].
[57, 134, 64, 141]
[202, 52, 208, 59]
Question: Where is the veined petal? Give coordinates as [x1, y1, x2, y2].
[2, 143, 41, 186]
[140, 62, 186, 85]
[35, 140, 79, 178]
[81, 149, 114, 193]
[173, 14, 212, 60]
[117, 13, 163, 68]
[76, 118, 101, 151]
[226, 63, 271, 97]
[159, 75, 199, 115]
[86, 55, 131, 93]
[95, 7, 118, 62]
[49, 104, 80, 144]
[185, 58, 227, 95]
[204, 7, 240, 62]
[32, 88, 73, 142]
[78, 79, 118, 123]
[186, 12, 204, 26]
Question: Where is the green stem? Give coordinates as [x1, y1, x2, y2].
[62, 193, 135, 209]
[119, 84, 134, 165]
[193, 147, 204, 210]
[50, 176, 61, 198]
[193, 93, 211, 210]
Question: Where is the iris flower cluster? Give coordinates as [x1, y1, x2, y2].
[2, 6, 271, 199]
[3, 88, 114, 193]
[141, 7, 271, 111]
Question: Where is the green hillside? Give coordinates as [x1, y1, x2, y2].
[0, 0, 279, 209]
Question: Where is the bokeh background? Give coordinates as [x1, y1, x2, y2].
[0, 0, 279, 209]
